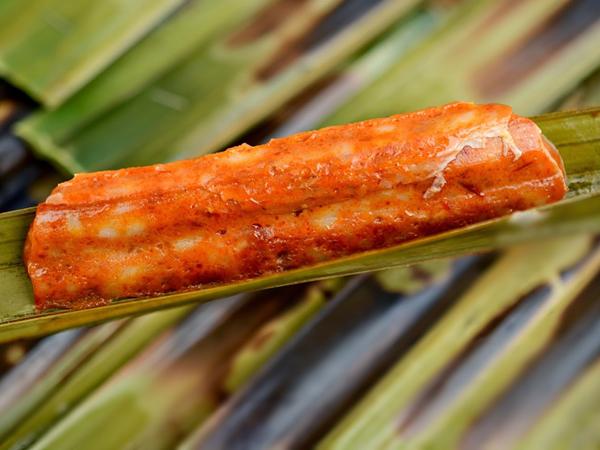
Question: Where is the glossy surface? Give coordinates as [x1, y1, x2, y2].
[25, 102, 567, 308]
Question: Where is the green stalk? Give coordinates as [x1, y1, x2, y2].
[0, 0, 187, 106]
[223, 278, 344, 393]
[318, 236, 598, 449]
[16, 0, 423, 172]
[0, 323, 124, 439]
[324, 0, 600, 126]
[514, 358, 600, 450]
[560, 69, 600, 110]
[2, 188, 599, 343]
[22, 287, 334, 450]
[0, 305, 193, 450]
[16, 0, 272, 149]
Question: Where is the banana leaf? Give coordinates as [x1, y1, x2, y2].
[0, 0, 187, 106]
[0, 108, 599, 342]
[180, 256, 488, 449]
[318, 235, 600, 450]
[16, 0, 423, 173]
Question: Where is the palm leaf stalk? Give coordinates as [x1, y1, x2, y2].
[0, 0, 188, 106]
[18, 283, 341, 450]
[0, 0, 596, 338]
[16, 0, 424, 173]
[513, 356, 600, 450]
[319, 235, 600, 450]
[0, 305, 194, 449]
[324, 0, 600, 126]
[0, 322, 126, 442]
[560, 67, 600, 110]
[1, 0, 600, 338]
[222, 277, 344, 393]
[179, 256, 489, 449]
[1, 106, 600, 342]
[13, 0, 272, 151]
[459, 266, 600, 450]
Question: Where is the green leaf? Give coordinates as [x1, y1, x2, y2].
[0, 323, 125, 441]
[19, 289, 317, 450]
[0, 108, 599, 342]
[16, 0, 423, 173]
[514, 358, 600, 450]
[0, 0, 187, 106]
[223, 283, 329, 393]
[323, 0, 600, 126]
[0, 306, 193, 449]
[318, 236, 600, 450]
[15, 0, 272, 172]
[179, 258, 482, 449]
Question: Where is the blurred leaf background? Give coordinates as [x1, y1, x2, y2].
[0, 0, 599, 449]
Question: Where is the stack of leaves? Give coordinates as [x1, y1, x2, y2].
[0, 0, 599, 449]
